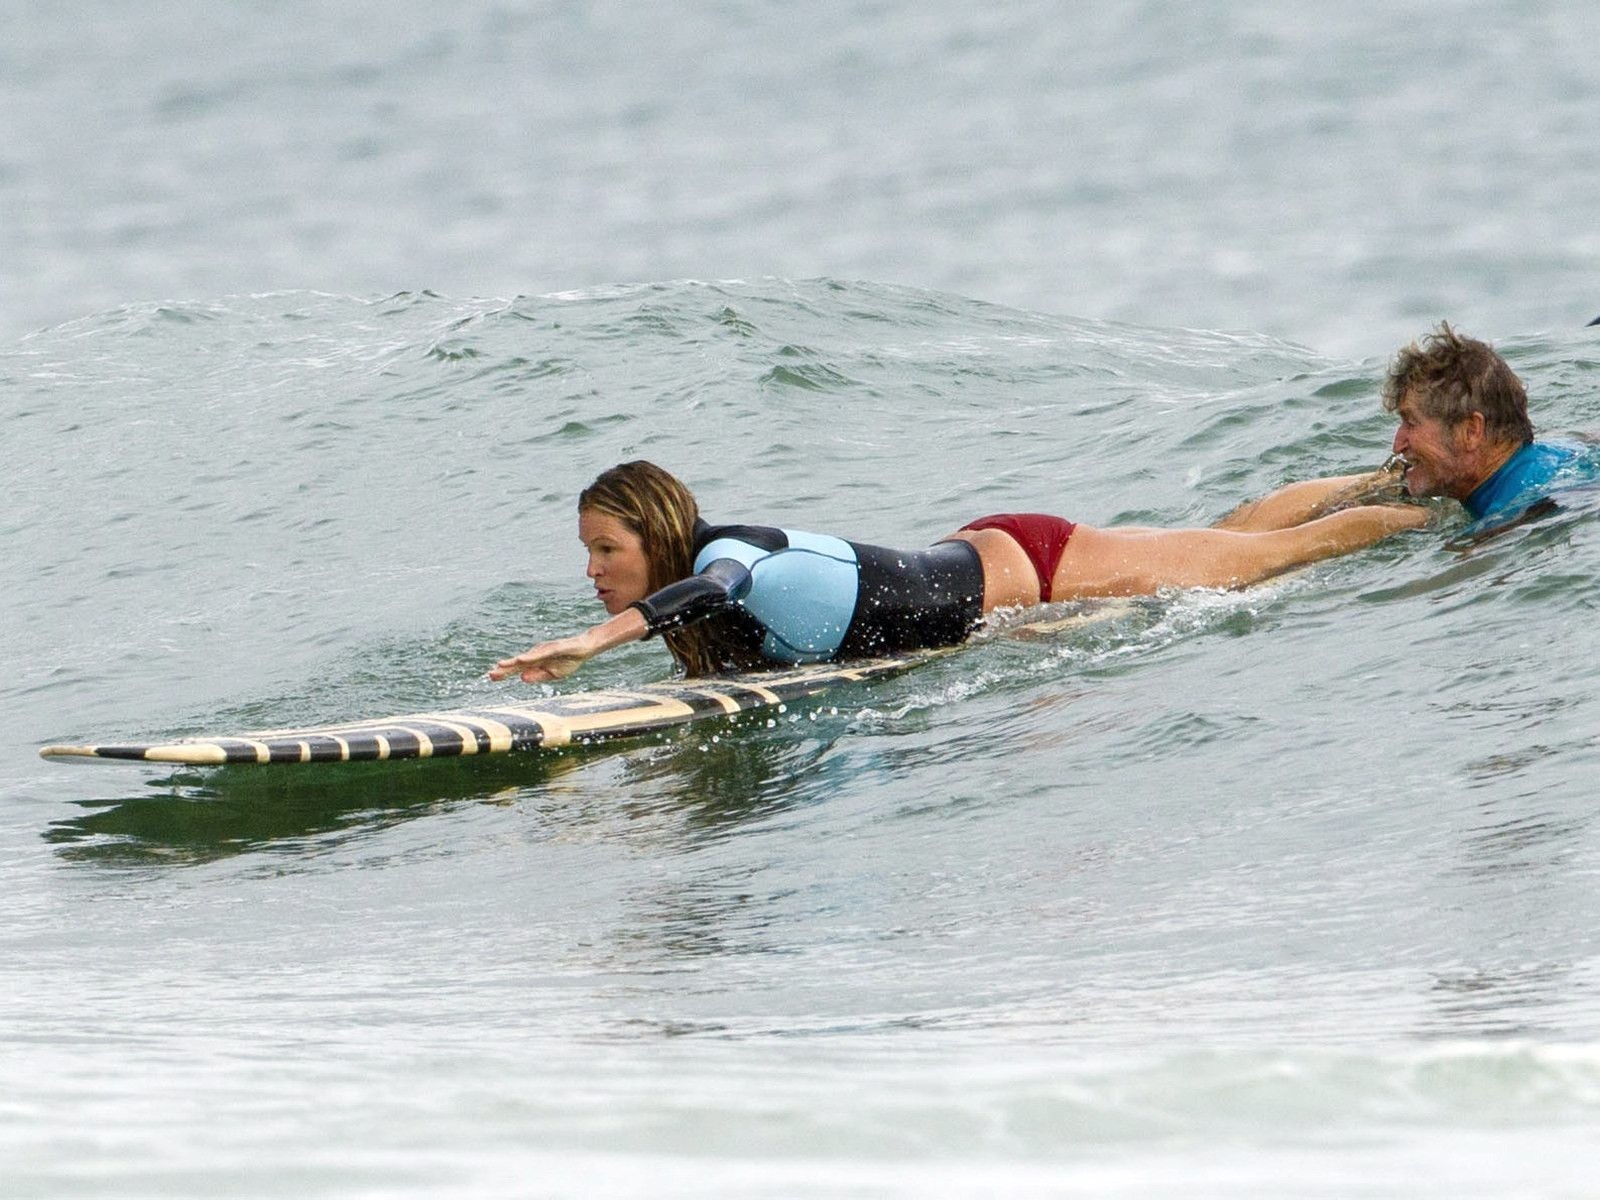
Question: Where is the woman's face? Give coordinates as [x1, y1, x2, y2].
[578, 508, 651, 614]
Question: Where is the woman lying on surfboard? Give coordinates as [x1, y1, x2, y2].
[489, 460, 1425, 681]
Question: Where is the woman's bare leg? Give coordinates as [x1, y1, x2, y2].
[1213, 466, 1405, 532]
[1052, 505, 1428, 600]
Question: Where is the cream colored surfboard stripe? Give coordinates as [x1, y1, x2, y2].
[480, 700, 696, 745]
[144, 743, 228, 765]
[436, 715, 515, 754]
[481, 706, 574, 748]
[478, 717, 518, 753]
[728, 681, 781, 703]
[677, 687, 741, 713]
[35, 745, 94, 759]
[560, 694, 697, 734]
[240, 711, 453, 739]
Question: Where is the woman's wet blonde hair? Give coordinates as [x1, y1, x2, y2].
[578, 461, 760, 677]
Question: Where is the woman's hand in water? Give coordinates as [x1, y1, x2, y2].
[488, 607, 650, 684]
[488, 635, 595, 683]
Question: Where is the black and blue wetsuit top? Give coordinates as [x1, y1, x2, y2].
[1461, 439, 1597, 532]
[630, 520, 985, 665]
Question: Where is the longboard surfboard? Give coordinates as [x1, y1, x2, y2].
[38, 650, 945, 767]
[38, 607, 1126, 768]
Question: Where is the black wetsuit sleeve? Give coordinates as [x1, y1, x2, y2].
[629, 558, 753, 638]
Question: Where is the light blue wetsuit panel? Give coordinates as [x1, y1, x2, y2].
[695, 530, 860, 663]
[1462, 440, 1597, 531]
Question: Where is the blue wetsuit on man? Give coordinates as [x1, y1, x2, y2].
[1462, 439, 1596, 530]
[630, 519, 985, 665]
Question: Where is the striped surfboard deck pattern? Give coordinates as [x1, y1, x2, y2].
[38, 652, 935, 767]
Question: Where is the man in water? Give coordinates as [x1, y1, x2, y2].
[1383, 322, 1590, 528]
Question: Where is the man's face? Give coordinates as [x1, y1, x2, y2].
[1391, 392, 1479, 500]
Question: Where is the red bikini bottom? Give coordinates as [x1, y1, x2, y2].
[957, 513, 1078, 602]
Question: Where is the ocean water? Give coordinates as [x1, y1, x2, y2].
[7, 0, 1600, 355]
[7, 5, 1600, 1198]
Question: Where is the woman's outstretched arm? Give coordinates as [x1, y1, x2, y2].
[489, 606, 649, 683]
[490, 559, 750, 683]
